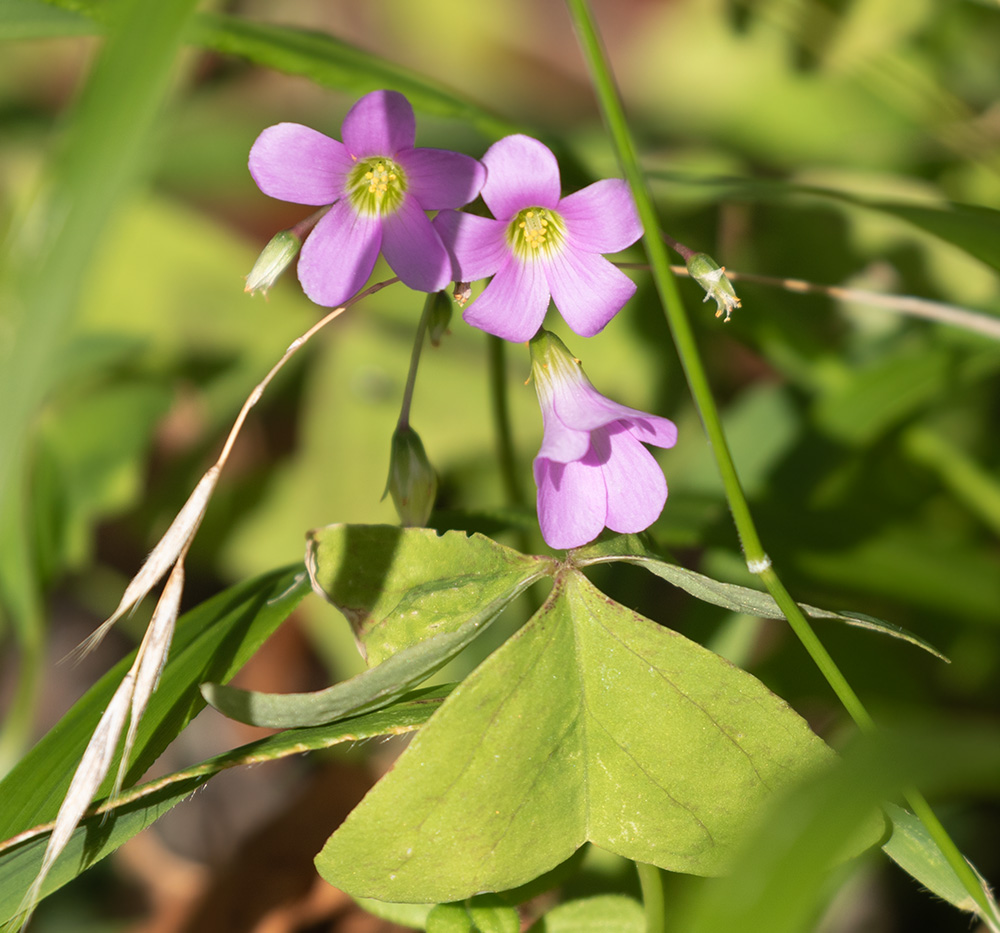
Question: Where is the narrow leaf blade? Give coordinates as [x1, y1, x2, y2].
[0, 687, 448, 922]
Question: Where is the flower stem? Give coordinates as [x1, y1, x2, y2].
[636, 862, 666, 933]
[488, 334, 526, 509]
[564, 0, 1000, 925]
[398, 292, 434, 430]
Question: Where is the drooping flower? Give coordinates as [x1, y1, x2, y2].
[529, 330, 677, 550]
[434, 134, 643, 343]
[249, 90, 485, 307]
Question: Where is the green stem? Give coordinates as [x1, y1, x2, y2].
[564, 0, 999, 925]
[636, 862, 666, 933]
[488, 335, 526, 509]
[397, 293, 434, 430]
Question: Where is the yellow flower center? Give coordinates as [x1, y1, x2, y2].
[508, 207, 564, 259]
[348, 157, 406, 215]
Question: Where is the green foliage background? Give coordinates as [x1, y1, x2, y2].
[1, 0, 999, 929]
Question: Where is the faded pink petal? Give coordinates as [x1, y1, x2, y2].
[401, 148, 486, 209]
[297, 200, 382, 306]
[380, 197, 452, 293]
[545, 248, 636, 338]
[560, 179, 642, 253]
[462, 257, 550, 343]
[481, 135, 561, 220]
[341, 90, 415, 157]
[433, 211, 508, 281]
[534, 457, 607, 550]
[249, 124, 352, 205]
[596, 427, 668, 533]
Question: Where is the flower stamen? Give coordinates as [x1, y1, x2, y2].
[509, 207, 564, 259]
[348, 157, 407, 215]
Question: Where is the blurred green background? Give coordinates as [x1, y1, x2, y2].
[1, 0, 999, 929]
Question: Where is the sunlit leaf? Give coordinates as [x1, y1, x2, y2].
[202, 525, 553, 728]
[316, 570, 841, 902]
[527, 896, 644, 933]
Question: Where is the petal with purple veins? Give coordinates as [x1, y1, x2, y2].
[481, 135, 561, 220]
[462, 256, 551, 343]
[433, 211, 508, 282]
[400, 148, 486, 210]
[297, 201, 382, 307]
[341, 90, 415, 158]
[249, 124, 352, 205]
[380, 197, 452, 293]
[534, 456, 607, 549]
[560, 178, 643, 253]
[546, 248, 636, 337]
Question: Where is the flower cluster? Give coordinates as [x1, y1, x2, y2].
[249, 90, 484, 307]
[249, 90, 677, 549]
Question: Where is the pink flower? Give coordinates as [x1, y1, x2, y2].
[434, 134, 643, 343]
[530, 331, 677, 549]
[249, 90, 485, 307]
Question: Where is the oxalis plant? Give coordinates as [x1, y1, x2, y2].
[2, 0, 1000, 931]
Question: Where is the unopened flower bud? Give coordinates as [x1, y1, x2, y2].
[686, 253, 741, 321]
[427, 290, 453, 347]
[452, 281, 472, 307]
[384, 424, 437, 527]
[244, 229, 301, 297]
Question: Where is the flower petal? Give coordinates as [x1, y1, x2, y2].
[560, 178, 642, 253]
[433, 210, 508, 281]
[534, 456, 607, 549]
[621, 412, 678, 450]
[546, 248, 636, 337]
[249, 124, 352, 205]
[380, 197, 451, 293]
[341, 90, 415, 158]
[399, 148, 486, 209]
[462, 256, 550, 342]
[481, 135, 561, 220]
[537, 399, 592, 463]
[297, 200, 382, 306]
[595, 427, 668, 533]
[550, 378, 677, 448]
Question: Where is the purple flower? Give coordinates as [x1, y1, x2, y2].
[249, 90, 485, 307]
[434, 134, 643, 343]
[529, 331, 677, 550]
